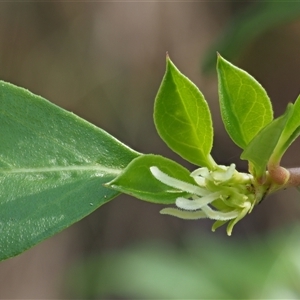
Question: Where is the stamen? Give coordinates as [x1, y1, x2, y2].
[192, 176, 206, 186]
[160, 207, 207, 219]
[150, 166, 209, 196]
[201, 205, 239, 220]
[236, 172, 253, 182]
[226, 202, 251, 235]
[212, 164, 236, 182]
[191, 167, 209, 178]
[176, 192, 221, 211]
[224, 163, 236, 180]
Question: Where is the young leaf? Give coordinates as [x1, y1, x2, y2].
[0, 81, 140, 261]
[241, 105, 293, 178]
[217, 55, 273, 149]
[154, 55, 216, 169]
[107, 154, 195, 204]
[271, 95, 300, 163]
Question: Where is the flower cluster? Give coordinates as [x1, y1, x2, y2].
[150, 164, 256, 235]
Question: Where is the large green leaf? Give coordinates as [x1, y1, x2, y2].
[107, 154, 195, 204]
[241, 105, 293, 178]
[154, 56, 215, 169]
[0, 81, 140, 261]
[217, 55, 273, 149]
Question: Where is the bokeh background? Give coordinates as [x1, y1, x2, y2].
[1, 1, 300, 298]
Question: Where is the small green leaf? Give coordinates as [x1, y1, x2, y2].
[241, 105, 293, 178]
[0, 81, 140, 261]
[217, 54, 273, 149]
[107, 154, 195, 204]
[272, 95, 300, 163]
[154, 55, 215, 169]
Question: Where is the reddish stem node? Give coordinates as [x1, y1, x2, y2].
[268, 164, 290, 186]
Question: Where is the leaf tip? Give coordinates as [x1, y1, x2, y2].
[166, 52, 172, 66]
[216, 52, 225, 65]
[216, 53, 224, 70]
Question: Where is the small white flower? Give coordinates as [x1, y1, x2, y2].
[150, 164, 256, 235]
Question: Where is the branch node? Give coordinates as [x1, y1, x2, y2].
[267, 164, 290, 186]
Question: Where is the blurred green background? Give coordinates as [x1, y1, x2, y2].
[1, 1, 300, 298]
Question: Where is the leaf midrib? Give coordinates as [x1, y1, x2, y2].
[0, 165, 122, 175]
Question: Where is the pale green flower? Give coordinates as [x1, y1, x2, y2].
[150, 164, 258, 235]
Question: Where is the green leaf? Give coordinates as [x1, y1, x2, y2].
[217, 54, 273, 149]
[241, 105, 293, 178]
[154, 55, 215, 169]
[272, 95, 300, 163]
[202, 2, 300, 72]
[107, 154, 194, 204]
[0, 81, 140, 261]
